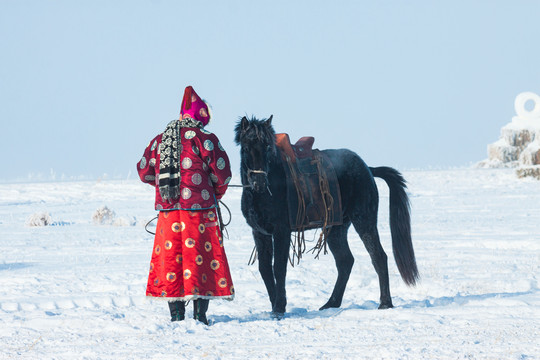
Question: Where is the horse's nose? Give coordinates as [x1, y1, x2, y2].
[252, 178, 266, 193]
[252, 180, 262, 192]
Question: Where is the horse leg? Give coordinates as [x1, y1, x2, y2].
[320, 222, 354, 310]
[353, 221, 393, 309]
[271, 228, 291, 317]
[253, 230, 276, 309]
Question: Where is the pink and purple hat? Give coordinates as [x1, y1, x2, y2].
[180, 86, 211, 126]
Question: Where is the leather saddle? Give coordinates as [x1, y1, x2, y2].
[275, 133, 343, 233]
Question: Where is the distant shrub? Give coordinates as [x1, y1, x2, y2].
[92, 206, 116, 225]
[92, 206, 136, 226]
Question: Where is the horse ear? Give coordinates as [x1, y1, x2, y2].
[241, 116, 249, 131]
[265, 115, 273, 126]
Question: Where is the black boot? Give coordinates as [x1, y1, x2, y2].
[168, 300, 185, 322]
[193, 299, 209, 325]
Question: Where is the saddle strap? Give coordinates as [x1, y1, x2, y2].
[283, 150, 342, 264]
[311, 150, 333, 258]
[283, 153, 307, 265]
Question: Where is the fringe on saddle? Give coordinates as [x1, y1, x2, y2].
[276, 134, 343, 266]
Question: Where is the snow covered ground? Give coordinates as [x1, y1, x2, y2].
[1, 168, 539, 359]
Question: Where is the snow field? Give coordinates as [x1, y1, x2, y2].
[0, 168, 539, 359]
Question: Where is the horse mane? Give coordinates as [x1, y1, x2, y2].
[234, 116, 276, 147]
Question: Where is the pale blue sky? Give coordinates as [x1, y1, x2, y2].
[1, 1, 539, 181]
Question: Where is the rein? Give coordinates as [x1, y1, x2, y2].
[230, 168, 273, 196]
[144, 199, 233, 237]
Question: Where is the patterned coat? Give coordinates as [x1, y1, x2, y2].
[137, 127, 231, 210]
[137, 124, 235, 301]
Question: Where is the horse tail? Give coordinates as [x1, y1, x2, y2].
[370, 166, 419, 286]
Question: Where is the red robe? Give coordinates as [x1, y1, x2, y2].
[137, 126, 234, 301]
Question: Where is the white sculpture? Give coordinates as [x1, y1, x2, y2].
[481, 92, 540, 178]
[514, 92, 540, 121]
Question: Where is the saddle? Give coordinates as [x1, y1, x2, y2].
[275, 133, 343, 261]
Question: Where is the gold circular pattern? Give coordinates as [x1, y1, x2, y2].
[216, 157, 226, 170]
[181, 188, 192, 200]
[202, 273, 207, 283]
[171, 222, 181, 233]
[149, 263, 154, 272]
[207, 211, 216, 221]
[160, 290, 167, 297]
[201, 189, 210, 201]
[185, 238, 195, 248]
[192, 173, 202, 185]
[176, 254, 182, 263]
[230, 286, 235, 294]
[204, 139, 214, 151]
[195, 255, 203, 265]
[181, 222, 186, 231]
[198, 224, 205, 233]
[164, 240, 173, 250]
[139, 157, 147, 169]
[166, 272, 177, 282]
[205, 291, 214, 296]
[183, 269, 192, 279]
[154, 245, 161, 255]
[210, 260, 220, 270]
[204, 241, 212, 252]
[218, 278, 227, 288]
[192, 286, 200, 295]
[182, 157, 193, 169]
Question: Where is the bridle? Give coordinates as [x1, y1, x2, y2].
[246, 168, 268, 184]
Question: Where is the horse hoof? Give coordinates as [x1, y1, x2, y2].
[271, 312, 285, 320]
[378, 303, 394, 310]
[319, 302, 340, 311]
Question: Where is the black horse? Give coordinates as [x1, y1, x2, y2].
[234, 115, 419, 317]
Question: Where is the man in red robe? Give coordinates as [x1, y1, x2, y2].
[137, 86, 234, 325]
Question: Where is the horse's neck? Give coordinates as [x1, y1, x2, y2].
[268, 155, 284, 179]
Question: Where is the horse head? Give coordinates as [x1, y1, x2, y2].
[234, 115, 276, 193]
